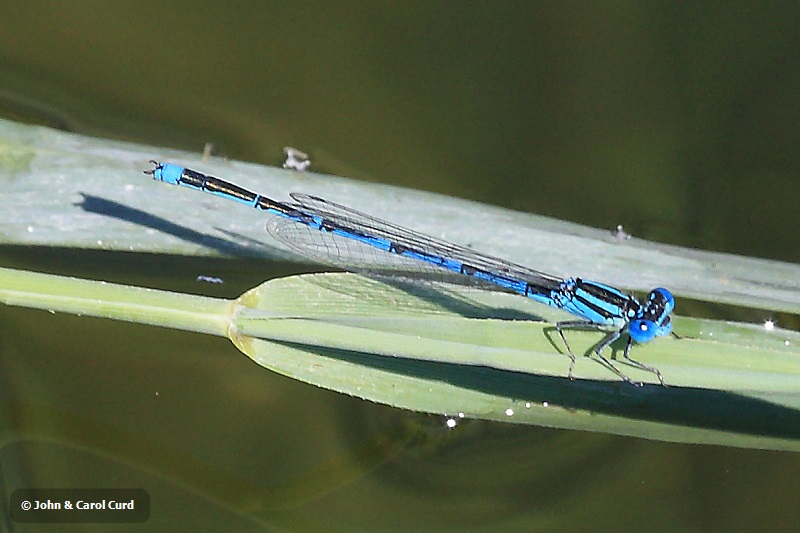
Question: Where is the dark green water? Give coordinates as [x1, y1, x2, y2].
[1, 3, 800, 531]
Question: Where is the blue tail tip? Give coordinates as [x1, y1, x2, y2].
[146, 161, 184, 185]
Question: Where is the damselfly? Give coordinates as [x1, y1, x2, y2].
[145, 161, 675, 385]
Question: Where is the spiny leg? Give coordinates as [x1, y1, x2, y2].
[622, 336, 666, 386]
[557, 321, 638, 385]
[555, 320, 580, 380]
[592, 329, 640, 386]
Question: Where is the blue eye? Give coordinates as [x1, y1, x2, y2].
[629, 319, 657, 343]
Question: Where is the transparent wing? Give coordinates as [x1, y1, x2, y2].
[266, 193, 563, 292]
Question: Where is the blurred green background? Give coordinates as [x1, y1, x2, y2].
[1, 2, 799, 531]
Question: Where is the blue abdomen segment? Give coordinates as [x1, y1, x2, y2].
[152, 163, 184, 185]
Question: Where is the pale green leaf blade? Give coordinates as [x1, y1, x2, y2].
[2, 266, 800, 451]
[1, 117, 799, 315]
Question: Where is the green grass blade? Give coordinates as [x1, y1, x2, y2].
[4, 266, 799, 451]
[0, 266, 232, 336]
[235, 273, 800, 390]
